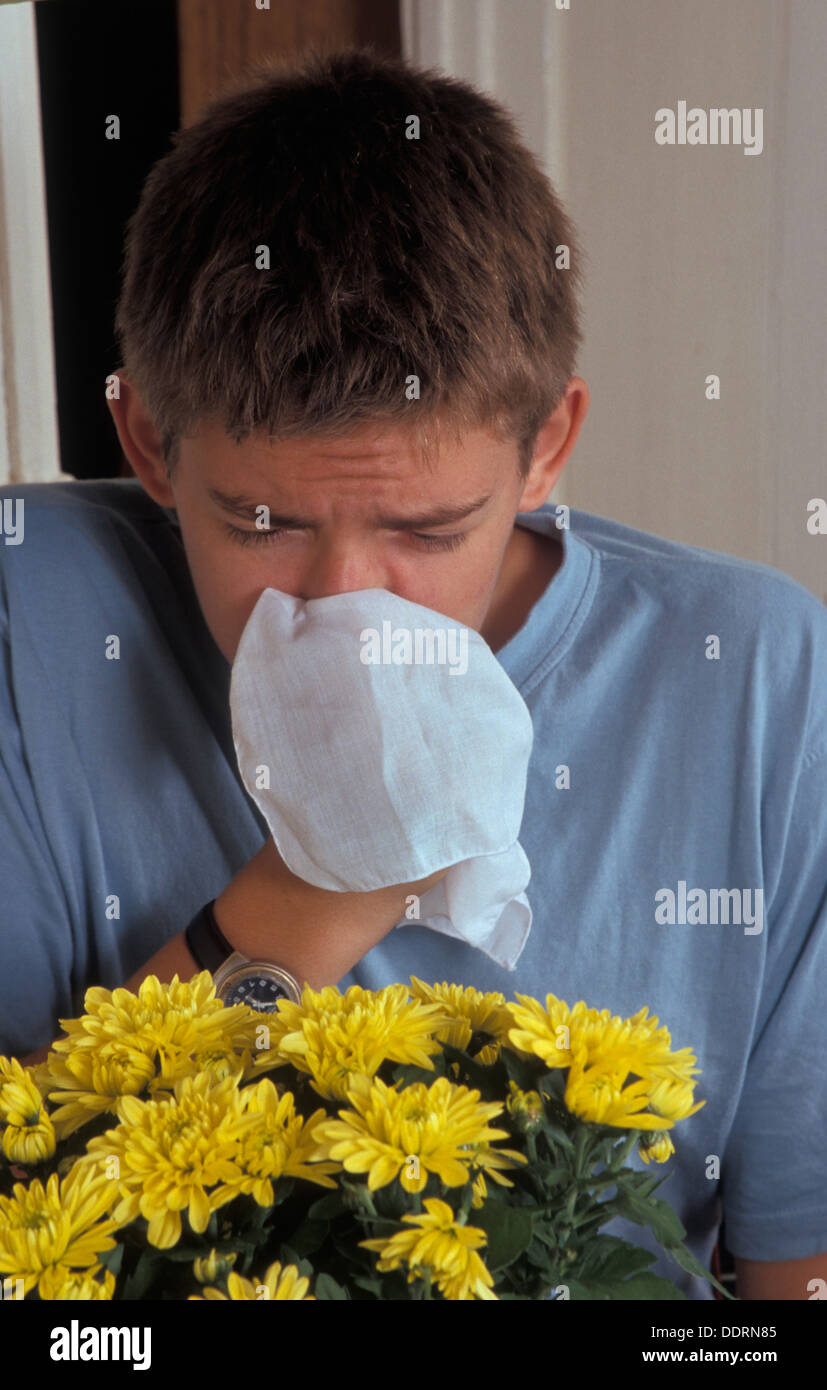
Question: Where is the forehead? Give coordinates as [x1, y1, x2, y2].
[186, 417, 512, 494]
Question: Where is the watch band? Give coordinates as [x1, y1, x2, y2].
[185, 899, 237, 974]
[184, 900, 304, 1007]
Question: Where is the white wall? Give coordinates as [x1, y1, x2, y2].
[0, 1, 64, 484]
[402, 0, 826, 603]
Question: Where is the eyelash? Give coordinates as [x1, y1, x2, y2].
[222, 522, 468, 552]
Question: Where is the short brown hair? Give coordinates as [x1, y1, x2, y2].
[114, 46, 584, 479]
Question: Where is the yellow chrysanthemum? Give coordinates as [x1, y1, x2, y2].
[254, 984, 448, 1101]
[217, 1078, 339, 1207]
[455, 1136, 526, 1188]
[151, 1044, 249, 1092]
[408, 979, 512, 1054]
[48, 972, 251, 1055]
[310, 1072, 521, 1193]
[149, 1003, 282, 1093]
[470, 1172, 487, 1209]
[0, 1165, 126, 1298]
[506, 993, 700, 1081]
[0, 1055, 44, 1114]
[33, 1044, 157, 1142]
[1, 1113, 56, 1167]
[38, 1264, 116, 1299]
[633, 1078, 702, 1163]
[0, 1057, 57, 1164]
[189, 1260, 315, 1300]
[73, 1071, 262, 1249]
[645, 1075, 706, 1124]
[33, 973, 256, 1137]
[563, 1047, 659, 1129]
[360, 1197, 497, 1300]
[505, 993, 705, 1132]
[563, 1045, 705, 1131]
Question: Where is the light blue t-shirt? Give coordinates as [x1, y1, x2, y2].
[1, 478, 825, 1300]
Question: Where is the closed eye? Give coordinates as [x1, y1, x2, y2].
[221, 521, 468, 552]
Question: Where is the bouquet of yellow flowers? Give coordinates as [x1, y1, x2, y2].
[0, 975, 732, 1300]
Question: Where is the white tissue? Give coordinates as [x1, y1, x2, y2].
[229, 586, 534, 969]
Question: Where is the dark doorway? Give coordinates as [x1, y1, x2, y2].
[35, 0, 179, 480]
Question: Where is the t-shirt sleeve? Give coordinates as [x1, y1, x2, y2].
[0, 606, 76, 1059]
[721, 741, 827, 1260]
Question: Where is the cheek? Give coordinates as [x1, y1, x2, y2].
[186, 532, 501, 663]
[185, 539, 256, 663]
[395, 558, 498, 630]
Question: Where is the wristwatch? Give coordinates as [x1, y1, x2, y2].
[185, 899, 303, 1013]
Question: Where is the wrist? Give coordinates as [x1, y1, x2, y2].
[211, 841, 412, 990]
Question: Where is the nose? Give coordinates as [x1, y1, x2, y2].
[296, 536, 389, 601]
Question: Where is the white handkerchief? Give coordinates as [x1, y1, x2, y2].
[229, 586, 535, 969]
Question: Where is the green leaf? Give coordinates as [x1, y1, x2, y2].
[540, 1121, 576, 1154]
[575, 1234, 657, 1282]
[96, 1243, 124, 1277]
[527, 1226, 561, 1254]
[120, 1248, 162, 1301]
[662, 1240, 736, 1299]
[636, 1193, 687, 1248]
[631, 1171, 664, 1200]
[472, 1202, 534, 1271]
[574, 1185, 733, 1299]
[313, 1272, 350, 1300]
[348, 1272, 385, 1297]
[604, 1183, 687, 1249]
[267, 1251, 315, 1282]
[277, 1244, 303, 1270]
[307, 1191, 346, 1221]
[284, 1220, 328, 1259]
[438, 1043, 504, 1094]
[531, 1162, 571, 1187]
[537, 1069, 567, 1101]
[578, 1175, 622, 1194]
[356, 1215, 402, 1235]
[157, 1245, 216, 1264]
[269, 1178, 295, 1206]
[501, 1048, 544, 1091]
[626, 1167, 672, 1199]
[566, 1271, 687, 1300]
[390, 1061, 444, 1088]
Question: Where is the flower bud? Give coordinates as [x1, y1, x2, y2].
[193, 1249, 237, 1284]
[638, 1130, 675, 1165]
[506, 1082, 544, 1132]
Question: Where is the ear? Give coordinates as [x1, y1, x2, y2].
[517, 377, 590, 512]
[106, 369, 176, 509]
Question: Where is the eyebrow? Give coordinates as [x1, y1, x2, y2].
[207, 486, 494, 530]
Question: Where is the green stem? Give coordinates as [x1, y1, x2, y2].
[573, 1126, 591, 1180]
[524, 1128, 549, 1201]
[611, 1129, 640, 1172]
[359, 1186, 378, 1218]
[456, 1182, 474, 1225]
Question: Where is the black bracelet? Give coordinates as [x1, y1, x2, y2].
[184, 899, 236, 975]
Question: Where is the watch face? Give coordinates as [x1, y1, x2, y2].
[222, 972, 291, 1013]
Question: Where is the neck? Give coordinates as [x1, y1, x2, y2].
[481, 522, 562, 652]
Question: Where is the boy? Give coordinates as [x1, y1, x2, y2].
[1, 49, 825, 1300]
